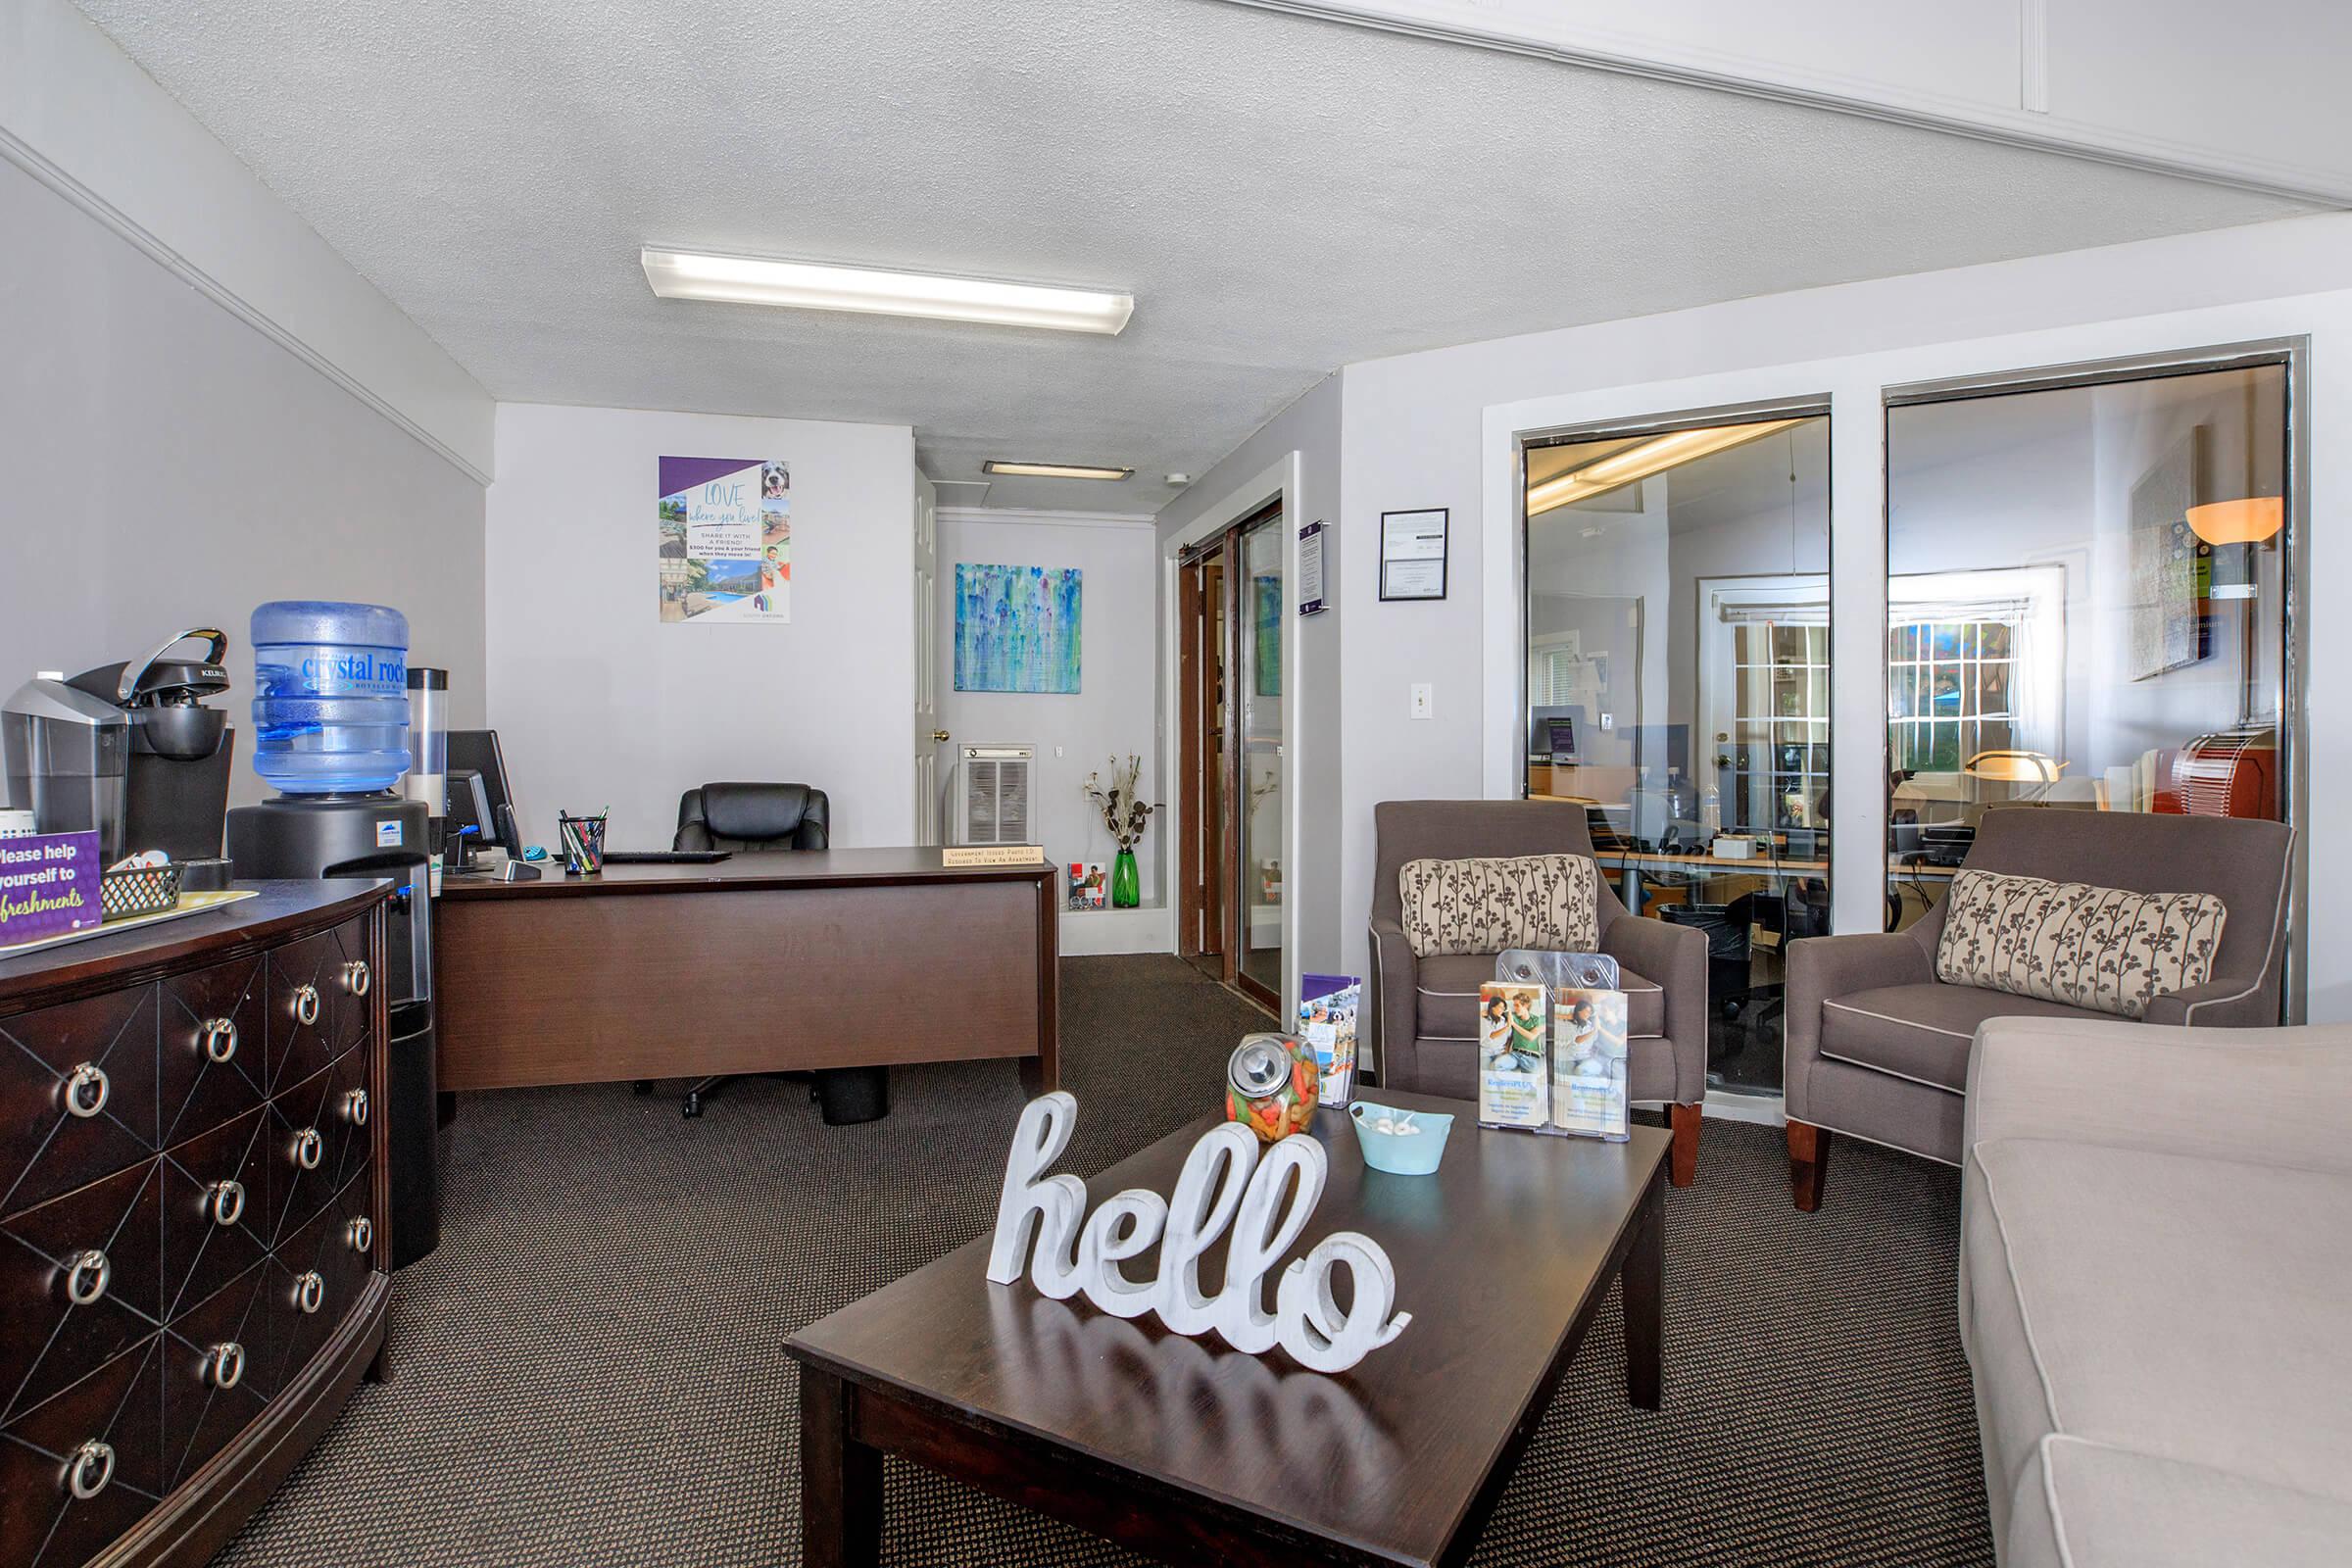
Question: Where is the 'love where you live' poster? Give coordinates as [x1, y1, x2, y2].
[658, 456, 791, 623]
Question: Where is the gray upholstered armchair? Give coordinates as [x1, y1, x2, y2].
[1784, 807, 2294, 1210]
[1368, 800, 1711, 1185]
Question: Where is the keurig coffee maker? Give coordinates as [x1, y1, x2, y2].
[67, 628, 236, 866]
[1, 674, 127, 858]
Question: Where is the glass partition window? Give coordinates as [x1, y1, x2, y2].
[1238, 512, 1285, 1000]
[1885, 362, 2290, 936]
[1523, 413, 1830, 1098]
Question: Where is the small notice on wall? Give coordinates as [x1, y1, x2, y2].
[658, 457, 792, 623]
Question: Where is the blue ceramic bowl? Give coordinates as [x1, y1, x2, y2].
[1348, 1101, 1454, 1176]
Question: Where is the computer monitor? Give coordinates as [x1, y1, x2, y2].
[445, 729, 522, 858]
[445, 767, 492, 838]
[1527, 706, 1584, 764]
[1623, 724, 1690, 778]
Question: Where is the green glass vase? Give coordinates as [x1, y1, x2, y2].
[1111, 849, 1140, 908]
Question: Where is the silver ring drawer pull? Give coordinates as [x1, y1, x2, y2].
[65, 1249, 111, 1306]
[292, 1128, 323, 1170]
[342, 958, 371, 997]
[341, 1088, 369, 1127]
[204, 1342, 245, 1391]
[63, 1063, 109, 1119]
[346, 1215, 372, 1253]
[293, 983, 320, 1026]
[205, 1179, 246, 1227]
[200, 1017, 239, 1062]
[66, 1440, 115, 1499]
[294, 1270, 325, 1315]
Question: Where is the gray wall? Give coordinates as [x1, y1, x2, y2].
[1155, 372, 1345, 985]
[0, 158, 486, 810]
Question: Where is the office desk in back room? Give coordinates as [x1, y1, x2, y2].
[435, 850, 1058, 1095]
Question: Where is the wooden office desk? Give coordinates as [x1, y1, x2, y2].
[435, 849, 1057, 1094]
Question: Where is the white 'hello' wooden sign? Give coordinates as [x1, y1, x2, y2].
[986, 1093, 1411, 1373]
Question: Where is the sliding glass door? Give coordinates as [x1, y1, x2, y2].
[1237, 512, 1285, 1003]
[1178, 503, 1285, 1011]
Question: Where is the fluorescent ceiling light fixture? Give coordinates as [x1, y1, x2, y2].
[1527, 418, 1804, 516]
[641, 247, 1134, 334]
[983, 461, 1135, 481]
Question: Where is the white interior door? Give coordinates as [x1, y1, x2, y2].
[912, 475, 942, 845]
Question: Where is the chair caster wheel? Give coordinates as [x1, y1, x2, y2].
[683, 1094, 702, 1119]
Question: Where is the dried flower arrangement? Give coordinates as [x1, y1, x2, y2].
[1082, 755, 1154, 851]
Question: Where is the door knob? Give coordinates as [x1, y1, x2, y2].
[931, 729, 951, 743]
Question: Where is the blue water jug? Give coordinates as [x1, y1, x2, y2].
[250, 601, 412, 794]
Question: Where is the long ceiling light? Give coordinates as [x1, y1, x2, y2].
[983, 461, 1134, 481]
[1527, 418, 1804, 516]
[641, 247, 1136, 335]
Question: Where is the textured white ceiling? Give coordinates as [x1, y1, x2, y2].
[72, 0, 2312, 511]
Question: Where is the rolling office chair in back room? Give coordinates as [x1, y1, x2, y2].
[657, 782, 884, 1124]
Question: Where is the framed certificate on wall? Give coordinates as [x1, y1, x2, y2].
[1379, 509, 1448, 601]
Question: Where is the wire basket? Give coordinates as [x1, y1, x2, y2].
[101, 863, 183, 922]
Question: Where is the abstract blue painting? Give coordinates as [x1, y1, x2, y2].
[955, 564, 1083, 694]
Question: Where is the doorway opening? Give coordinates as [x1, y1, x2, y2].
[1178, 500, 1285, 1011]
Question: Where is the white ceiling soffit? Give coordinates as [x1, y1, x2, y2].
[59, 0, 2323, 514]
[1223, 0, 2352, 206]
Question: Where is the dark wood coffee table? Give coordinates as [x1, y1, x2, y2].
[786, 1090, 1668, 1568]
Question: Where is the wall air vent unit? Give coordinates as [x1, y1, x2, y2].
[956, 744, 1035, 845]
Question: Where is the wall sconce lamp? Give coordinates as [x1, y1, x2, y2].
[2187, 495, 2282, 603]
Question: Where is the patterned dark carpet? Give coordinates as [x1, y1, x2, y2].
[214, 956, 1992, 1567]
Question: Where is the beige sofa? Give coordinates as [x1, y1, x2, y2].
[1960, 1015, 2352, 1567]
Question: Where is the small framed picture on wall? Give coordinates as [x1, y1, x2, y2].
[1379, 509, 1448, 601]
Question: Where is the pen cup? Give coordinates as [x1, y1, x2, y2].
[558, 812, 607, 876]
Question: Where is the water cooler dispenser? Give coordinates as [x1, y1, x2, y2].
[225, 602, 442, 1267]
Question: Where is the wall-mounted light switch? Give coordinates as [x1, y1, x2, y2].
[1410, 683, 1434, 720]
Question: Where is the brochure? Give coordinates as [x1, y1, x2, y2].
[1297, 973, 1362, 1105]
[1477, 981, 1550, 1129]
[1550, 987, 1631, 1141]
[1066, 861, 1106, 910]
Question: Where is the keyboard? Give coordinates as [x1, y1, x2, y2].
[600, 850, 734, 864]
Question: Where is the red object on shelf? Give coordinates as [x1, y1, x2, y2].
[2154, 726, 2278, 819]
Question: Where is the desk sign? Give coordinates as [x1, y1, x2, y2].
[0, 831, 101, 949]
[943, 844, 1047, 868]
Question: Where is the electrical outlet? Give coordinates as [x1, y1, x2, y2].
[1410, 683, 1434, 721]
[1600, 712, 1615, 731]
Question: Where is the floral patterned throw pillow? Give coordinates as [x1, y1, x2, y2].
[1933, 869, 2228, 1019]
[1397, 855, 1600, 959]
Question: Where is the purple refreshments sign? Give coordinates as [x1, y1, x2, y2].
[0, 831, 101, 948]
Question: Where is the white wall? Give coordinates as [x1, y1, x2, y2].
[0, 0, 495, 479]
[1335, 209, 2352, 1020]
[486, 404, 915, 852]
[935, 510, 1161, 899]
[0, 156, 487, 812]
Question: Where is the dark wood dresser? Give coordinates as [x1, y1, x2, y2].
[0, 882, 393, 1568]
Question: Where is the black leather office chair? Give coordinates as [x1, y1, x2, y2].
[650, 783, 884, 1125]
[675, 781, 830, 852]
